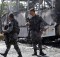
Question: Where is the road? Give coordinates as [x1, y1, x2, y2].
[0, 41, 60, 57]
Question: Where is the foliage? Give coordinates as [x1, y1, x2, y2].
[0, 2, 8, 17]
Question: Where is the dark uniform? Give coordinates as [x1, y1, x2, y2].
[29, 15, 46, 56]
[0, 19, 22, 57]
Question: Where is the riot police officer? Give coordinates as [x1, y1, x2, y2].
[0, 14, 22, 57]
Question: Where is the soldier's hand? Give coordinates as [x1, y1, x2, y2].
[3, 30, 7, 33]
[25, 22, 30, 26]
[43, 27, 49, 31]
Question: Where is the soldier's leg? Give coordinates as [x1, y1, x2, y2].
[31, 31, 37, 55]
[0, 43, 11, 57]
[14, 41, 22, 57]
[36, 32, 44, 55]
[5, 44, 11, 55]
[38, 37, 46, 56]
[33, 43, 37, 55]
[38, 38, 43, 54]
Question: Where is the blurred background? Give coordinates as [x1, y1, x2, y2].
[0, 0, 60, 44]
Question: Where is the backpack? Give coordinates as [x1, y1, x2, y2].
[13, 25, 20, 34]
[11, 19, 20, 34]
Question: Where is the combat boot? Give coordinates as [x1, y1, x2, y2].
[18, 54, 22, 57]
[40, 52, 46, 56]
[0, 53, 7, 57]
[32, 51, 37, 56]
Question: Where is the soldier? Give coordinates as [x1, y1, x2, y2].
[27, 8, 46, 56]
[0, 14, 22, 57]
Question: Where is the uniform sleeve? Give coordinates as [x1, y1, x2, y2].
[39, 16, 43, 23]
[39, 16, 48, 26]
[39, 16, 45, 30]
[6, 22, 13, 33]
[39, 16, 48, 31]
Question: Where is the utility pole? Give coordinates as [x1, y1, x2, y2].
[0, 0, 4, 33]
[0, 4, 1, 32]
[39, 0, 43, 16]
[25, 0, 29, 19]
[16, 0, 20, 12]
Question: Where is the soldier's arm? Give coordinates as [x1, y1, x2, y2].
[6, 22, 13, 33]
[39, 16, 45, 31]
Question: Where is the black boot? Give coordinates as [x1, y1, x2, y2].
[18, 55, 22, 57]
[40, 52, 46, 56]
[32, 44, 37, 56]
[32, 53, 37, 56]
[32, 51, 37, 56]
[0, 53, 7, 57]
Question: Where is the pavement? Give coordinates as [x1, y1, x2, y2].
[0, 41, 60, 57]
